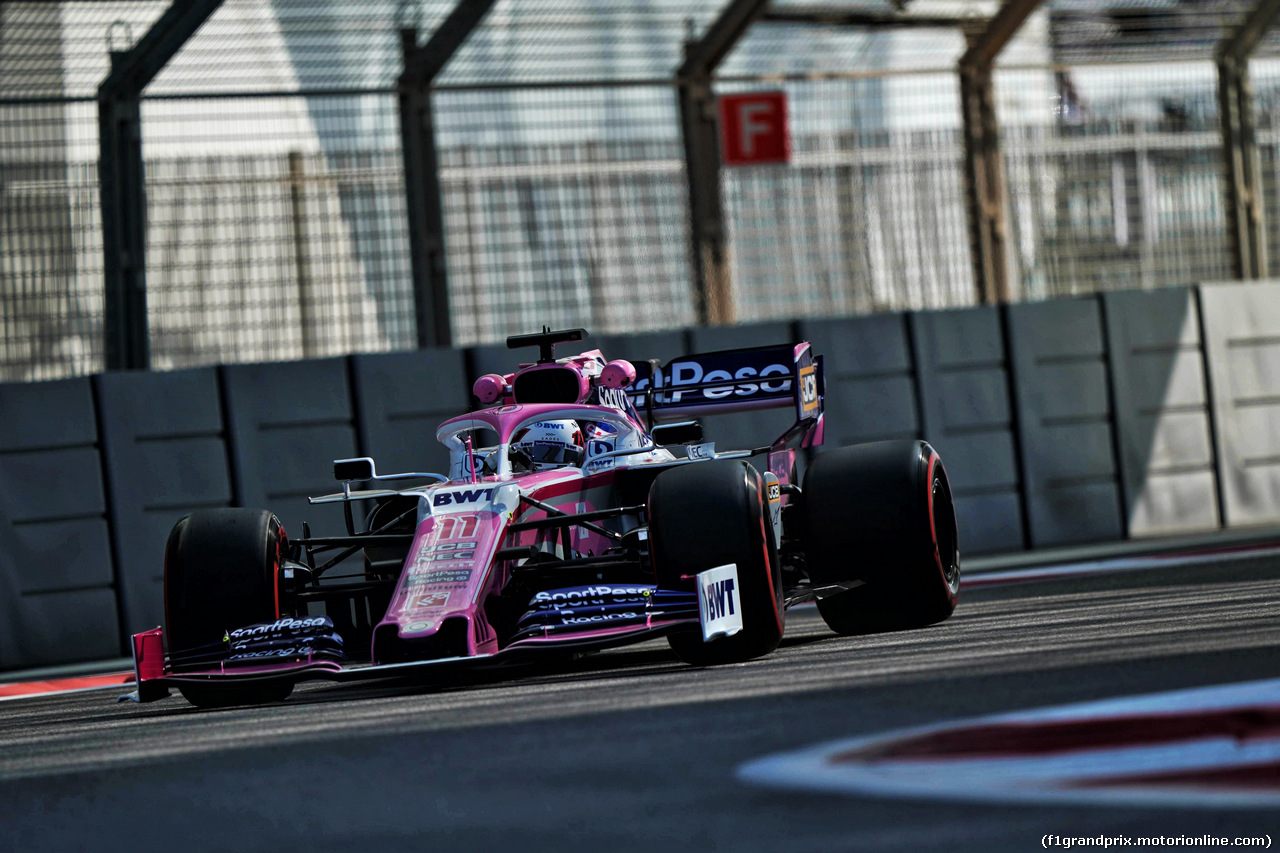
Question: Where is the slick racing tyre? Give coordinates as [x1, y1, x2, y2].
[648, 459, 784, 666]
[803, 440, 959, 635]
[164, 508, 294, 707]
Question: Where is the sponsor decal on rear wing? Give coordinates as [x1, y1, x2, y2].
[628, 342, 824, 423]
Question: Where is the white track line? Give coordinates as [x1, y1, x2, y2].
[739, 677, 1280, 808]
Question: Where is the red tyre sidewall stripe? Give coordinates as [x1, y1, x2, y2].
[926, 452, 940, 574]
[272, 519, 284, 620]
[925, 452, 957, 602]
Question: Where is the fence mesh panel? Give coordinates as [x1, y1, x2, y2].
[998, 62, 1232, 301]
[1252, 58, 1280, 277]
[141, 93, 410, 368]
[440, 0, 729, 86]
[436, 85, 694, 345]
[1, 0, 1275, 381]
[0, 102, 103, 382]
[1, 3, 127, 381]
[718, 74, 973, 321]
[1050, 0, 1249, 65]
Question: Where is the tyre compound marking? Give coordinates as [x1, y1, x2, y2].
[738, 677, 1280, 808]
[926, 452, 941, 581]
[273, 520, 283, 621]
[965, 540, 1280, 589]
[0, 673, 134, 703]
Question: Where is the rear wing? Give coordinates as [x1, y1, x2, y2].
[628, 342, 824, 425]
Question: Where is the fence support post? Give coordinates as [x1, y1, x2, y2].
[399, 0, 495, 349]
[678, 0, 771, 327]
[1217, 0, 1280, 280]
[98, 0, 222, 370]
[958, 0, 1044, 306]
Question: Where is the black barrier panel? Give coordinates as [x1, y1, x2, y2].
[1007, 298, 1123, 547]
[468, 342, 518, 382]
[1199, 280, 1280, 527]
[590, 331, 689, 376]
[96, 368, 232, 636]
[0, 378, 120, 669]
[911, 307, 1024, 555]
[1102, 289, 1219, 537]
[352, 348, 469, 476]
[797, 314, 918, 449]
[686, 322, 799, 454]
[221, 359, 359, 544]
[468, 331, 690, 384]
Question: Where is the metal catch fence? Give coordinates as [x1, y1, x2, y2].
[435, 85, 696, 346]
[3, 0, 1279, 381]
[999, 61, 1234, 302]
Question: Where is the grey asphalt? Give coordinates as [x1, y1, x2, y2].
[2, 555, 1279, 852]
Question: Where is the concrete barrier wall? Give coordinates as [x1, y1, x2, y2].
[1200, 280, 1280, 527]
[1102, 289, 1219, 537]
[222, 358, 359, 542]
[796, 314, 918, 448]
[911, 307, 1024, 554]
[1007, 298, 1124, 547]
[11, 284, 1280, 670]
[591, 332, 688, 374]
[468, 342, 523, 383]
[0, 379, 120, 667]
[352, 348, 468, 476]
[96, 368, 232, 636]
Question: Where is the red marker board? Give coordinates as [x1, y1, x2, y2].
[719, 91, 790, 166]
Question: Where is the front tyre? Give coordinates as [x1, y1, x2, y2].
[648, 460, 784, 665]
[164, 508, 295, 707]
[803, 440, 960, 634]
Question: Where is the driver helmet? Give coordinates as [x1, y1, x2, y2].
[510, 420, 584, 471]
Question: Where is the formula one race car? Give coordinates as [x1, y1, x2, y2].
[127, 328, 960, 707]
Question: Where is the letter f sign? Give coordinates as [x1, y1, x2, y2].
[720, 91, 789, 166]
[739, 103, 771, 156]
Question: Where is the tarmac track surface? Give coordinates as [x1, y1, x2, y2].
[3, 556, 1280, 852]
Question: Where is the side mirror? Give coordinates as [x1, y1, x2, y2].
[472, 373, 507, 404]
[600, 359, 636, 389]
[650, 421, 702, 446]
[334, 457, 376, 482]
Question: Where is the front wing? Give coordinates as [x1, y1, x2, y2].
[124, 592, 706, 703]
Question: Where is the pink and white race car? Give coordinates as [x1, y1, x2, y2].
[128, 329, 960, 707]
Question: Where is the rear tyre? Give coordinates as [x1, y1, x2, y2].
[803, 440, 960, 634]
[648, 460, 784, 665]
[164, 508, 294, 706]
